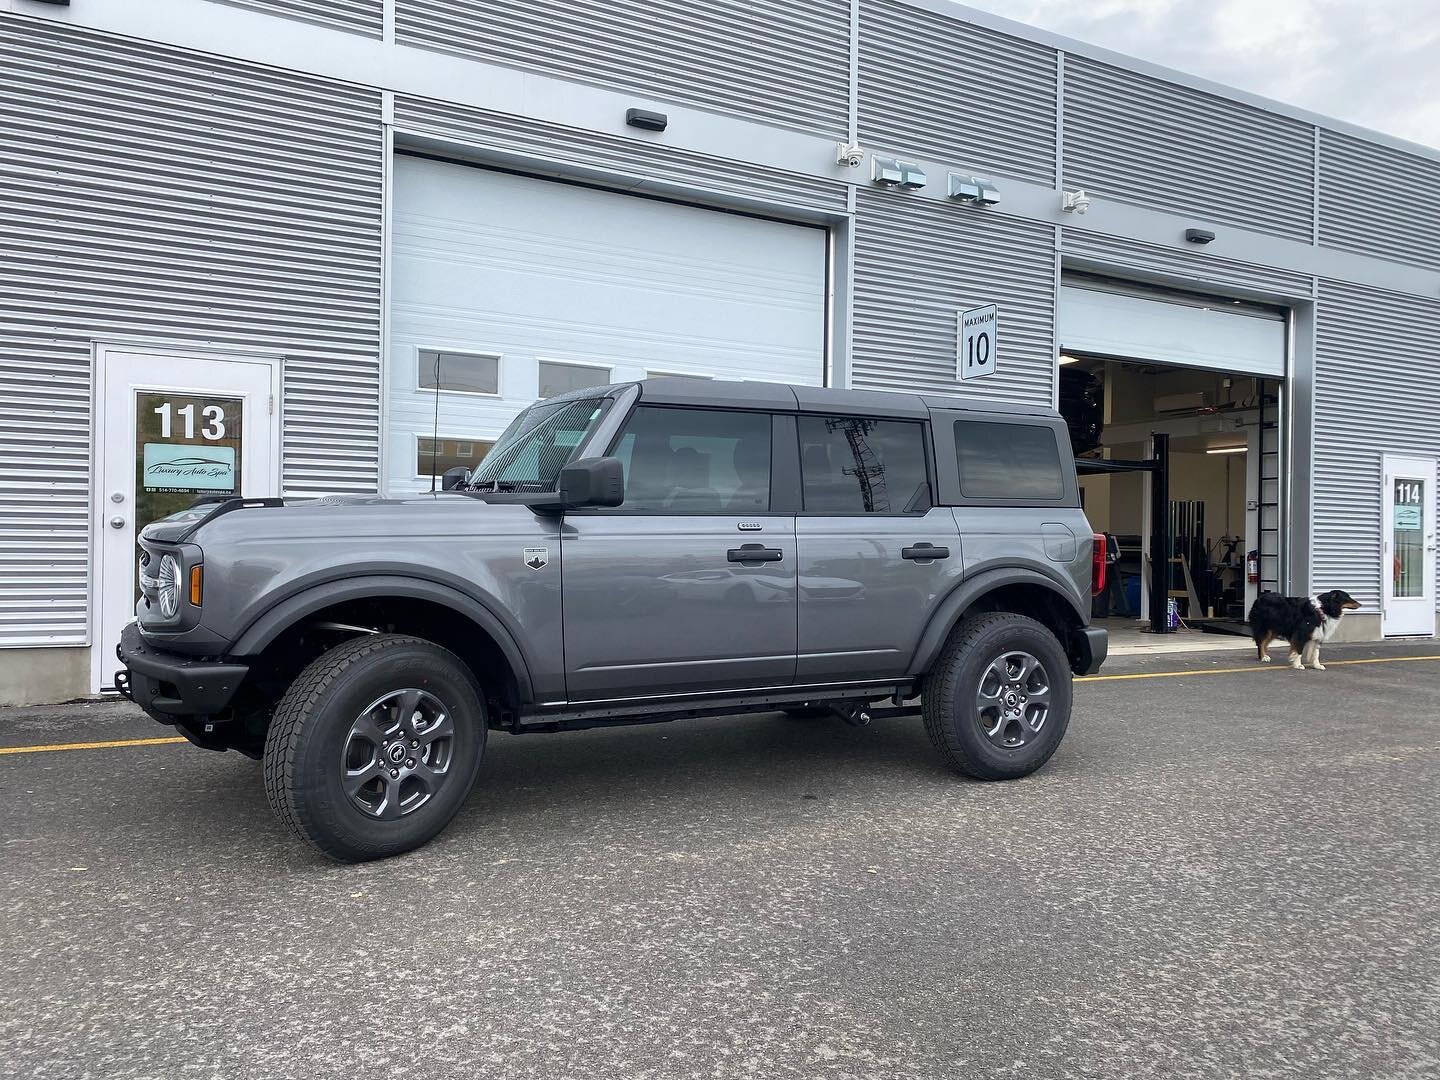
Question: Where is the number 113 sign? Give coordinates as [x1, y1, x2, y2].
[958, 304, 998, 382]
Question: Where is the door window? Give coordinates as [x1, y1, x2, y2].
[135, 391, 243, 538]
[1393, 478, 1425, 598]
[610, 407, 772, 513]
[798, 416, 930, 514]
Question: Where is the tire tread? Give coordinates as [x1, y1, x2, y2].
[921, 612, 1067, 780]
[263, 634, 443, 858]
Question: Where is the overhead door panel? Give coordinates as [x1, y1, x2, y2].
[1059, 284, 1285, 377]
[388, 155, 827, 493]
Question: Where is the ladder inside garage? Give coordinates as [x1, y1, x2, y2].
[1255, 379, 1283, 595]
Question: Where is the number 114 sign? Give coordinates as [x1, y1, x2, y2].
[958, 304, 998, 382]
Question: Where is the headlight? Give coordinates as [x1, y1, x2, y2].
[157, 555, 179, 619]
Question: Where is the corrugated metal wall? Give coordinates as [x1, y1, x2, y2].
[859, 0, 1056, 185]
[394, 96, 850, 214]
[1319, 131, 1440, 273]
[1062, 230, 1314, 300]
[0, 19, 383, 646]
[852, 192, 1057, 404]
[1063, 57, 1315, 242]
[1312, 281, 1440, 612]
[211, 0, 383, 37]
[395, 0, 851, 136]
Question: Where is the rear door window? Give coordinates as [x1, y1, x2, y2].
[953, 420, 1064, 501]
[798, 416, 931, 514]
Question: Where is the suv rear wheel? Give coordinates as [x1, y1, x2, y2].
[263, 634, 486, 862]
[922, 612, 1072, 780]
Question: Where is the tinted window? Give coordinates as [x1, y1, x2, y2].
[538, 361, 609, 399]
[954, 420, 1064, 500]
[799, 416, 930, 514]
[418, 349, 499, 395]
[416, 437, 493, 477]
[611, 407, 771, 513]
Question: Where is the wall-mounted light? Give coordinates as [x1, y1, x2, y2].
[625, 108, 668, 132]
[1185, 228, 1216, 244]
[872, 156, 926, 190]
[949, 173, 1000, 206]
[1061, 189, 1091, 215]
[1205, 446, 1248, 455]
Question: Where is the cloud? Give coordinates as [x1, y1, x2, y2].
[969, 0, 1440, 150]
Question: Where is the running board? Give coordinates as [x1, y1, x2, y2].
[514, 682, 916, 732]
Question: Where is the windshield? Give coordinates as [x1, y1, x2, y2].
[470, 397, 610, 492]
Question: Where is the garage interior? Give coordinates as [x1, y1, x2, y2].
[1057, 276, 1287, 648]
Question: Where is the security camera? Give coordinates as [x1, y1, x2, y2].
[1061, 189, 1092, 215]
[835, 141, 865, 168]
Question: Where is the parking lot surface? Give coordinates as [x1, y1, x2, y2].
[3, 642, 1439, 1079]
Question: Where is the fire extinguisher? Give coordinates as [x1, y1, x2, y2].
[1246, 549, 1260, 584]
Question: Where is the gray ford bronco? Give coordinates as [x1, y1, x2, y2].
[117, 379, 1107, 861]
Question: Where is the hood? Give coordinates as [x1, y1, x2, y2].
[138, 492, 486, 545]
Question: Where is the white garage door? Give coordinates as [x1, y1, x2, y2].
[1059, 281, 1285, 377]
[388, 155, 828, 493]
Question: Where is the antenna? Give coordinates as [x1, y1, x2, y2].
[428, 351, 441, 493]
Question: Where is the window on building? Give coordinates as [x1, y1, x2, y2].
[610, 407, 771, 513]
[799, 416, 930, 514]
[417, 349, 500, 395]
[954, 421, 1064, 501]
[538, 361, 610, 399]
[416, 437, 494, 477]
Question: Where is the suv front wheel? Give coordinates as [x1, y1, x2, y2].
[922, 612, 1072, 781]
[263, 634, 486, 862]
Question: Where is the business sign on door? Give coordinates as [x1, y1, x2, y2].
[134, 391, 243, 531]
[958, 304, 998, 382]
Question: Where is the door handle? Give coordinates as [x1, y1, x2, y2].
[902, 543, 950, 561]
[728, 544, 783, 563]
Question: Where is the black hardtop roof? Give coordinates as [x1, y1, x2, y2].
[632, 377, 1059, 420]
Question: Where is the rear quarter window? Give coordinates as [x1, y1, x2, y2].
[954, 420, 1064, 501]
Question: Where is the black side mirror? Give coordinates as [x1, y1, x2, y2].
[441, 466, 471, 491]
[556, 457, 624, 508]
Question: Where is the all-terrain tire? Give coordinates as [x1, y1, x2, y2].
[921, 612, 1072, 780]
[262, 634, 486, 862]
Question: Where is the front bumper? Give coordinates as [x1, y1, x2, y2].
[114, 622, 248, 717]
[1072, 626, 1108, 676]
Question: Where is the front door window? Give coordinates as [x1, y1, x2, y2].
[1393, 477, 1425, 598]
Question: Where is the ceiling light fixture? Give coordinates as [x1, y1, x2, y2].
[1058, 354, 1081, 365]
[1205, 446, 1248, 455]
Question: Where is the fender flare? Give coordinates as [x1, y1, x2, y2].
[229, 575, 535, 702]
[907, 566, 1087, 677]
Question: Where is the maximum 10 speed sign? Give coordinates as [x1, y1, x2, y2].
[958, 304, 998, 382]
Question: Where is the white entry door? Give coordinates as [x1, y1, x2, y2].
[92, 346, 281, 691]
[1381, 454, 1437, 637]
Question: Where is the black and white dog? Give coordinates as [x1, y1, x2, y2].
[1247, 589, 1362, 671]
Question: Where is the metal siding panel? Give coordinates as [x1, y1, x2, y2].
[1064, 57, 1315, 242]
[209, 0, 383, 37]
[852, 192, 1056, 404]
[1319, 130, 1440, 273]
[1312, 281, 1440, 613]
[1062, 229, 1314, 299]
[0, 20, 383, 646]
[859, 0, 1056, 185]
[393, 96, 850, 214]
[395, 0, 851, 136]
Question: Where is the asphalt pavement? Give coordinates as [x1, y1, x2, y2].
[3, 641, 1439, 1079]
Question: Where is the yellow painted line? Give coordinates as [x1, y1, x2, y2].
[0, 735, 187, 756]
[1079, 654, 1440, 684]
[1, 653, 1438, 753]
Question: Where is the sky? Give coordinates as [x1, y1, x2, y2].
[968, 0, 1440, 150]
